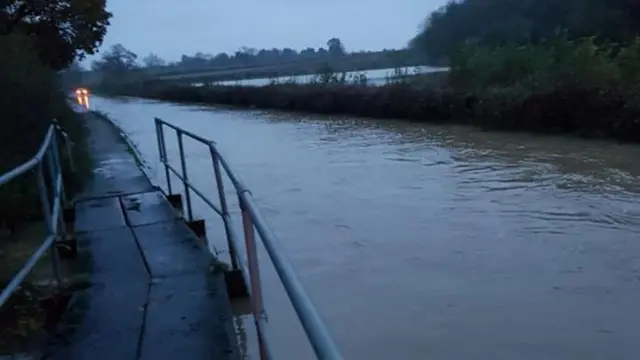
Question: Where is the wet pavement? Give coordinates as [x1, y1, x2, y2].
[43, 113, 240, 360]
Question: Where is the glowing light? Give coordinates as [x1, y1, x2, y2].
[74, 88, 91, 109]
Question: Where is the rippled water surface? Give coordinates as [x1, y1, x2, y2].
[93, 96, 640, 360]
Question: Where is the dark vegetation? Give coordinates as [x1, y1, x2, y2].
[409, 0, 640, 64]
[97, 0, 640, 143]
[0, 34, 92, 229]
[0, 0, 110, 70]
[0, 0, 111, 352]
[0, 0, 110, 233]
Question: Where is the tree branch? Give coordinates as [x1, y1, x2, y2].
[1, 2, 34, 33]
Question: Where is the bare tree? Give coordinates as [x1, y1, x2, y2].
[91, 44, 138, 73]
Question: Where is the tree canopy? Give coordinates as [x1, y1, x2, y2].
[0, 0, 112, 70]
[410, 0, 640, 61]
[91, 44, 138, 73]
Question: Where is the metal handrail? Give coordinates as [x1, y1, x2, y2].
[0, 120, 72, 308]
[154, 117, 344, 360]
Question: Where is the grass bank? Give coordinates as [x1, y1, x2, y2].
[107, 36, 640, 143]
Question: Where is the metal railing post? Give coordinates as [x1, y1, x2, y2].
[52, 118, 75, 175]
[36, 162, 61, 287]
[177, 131, 193, 221]
[44, 149, 64, 237]
[50, 131, 68, 206]
[210, 146, 239, 270]
[157, 121, 173, 194]
[48, 135, 68, 240]
[240, 195, 268, 360]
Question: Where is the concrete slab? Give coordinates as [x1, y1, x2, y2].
[120, 191, 180, 228]
[46, 112, 239, 360]
[78, 113, 154, 200]
[75, 227, 148, 282]
[75, 197, 126, 232]
[45, 281, 147, 360]
[148, 270, 223, 301]
[133, 221, 210, 278]
[140, 273, 240, 360]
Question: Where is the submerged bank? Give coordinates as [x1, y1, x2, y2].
[105, 81, 640, 143]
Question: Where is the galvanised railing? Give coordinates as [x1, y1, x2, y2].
[154, 117, 344, 360]
[0, 120, 74, 308]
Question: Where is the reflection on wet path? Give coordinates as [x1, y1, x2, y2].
[93, 96, 640, 360]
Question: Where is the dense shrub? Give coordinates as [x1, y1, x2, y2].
[0, 34, 91, 231]
[448, 36, 640, 92]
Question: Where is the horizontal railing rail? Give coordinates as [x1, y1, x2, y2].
[0, 120, 73, 308]
[154, 117, 344, 360]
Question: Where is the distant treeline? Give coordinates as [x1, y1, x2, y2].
[69, 37, 430, 88]
[97, 37, 428, 79]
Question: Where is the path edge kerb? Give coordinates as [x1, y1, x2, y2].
[91, 111, 158, 188]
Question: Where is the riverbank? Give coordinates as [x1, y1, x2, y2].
[105, 79, 640, 143]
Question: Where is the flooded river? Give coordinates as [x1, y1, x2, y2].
[92, 96, 640, 360]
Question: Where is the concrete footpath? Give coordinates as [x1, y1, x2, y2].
[43, 113, 240, 360]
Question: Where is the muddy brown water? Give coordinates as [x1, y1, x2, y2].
[92, 96, 640, 360]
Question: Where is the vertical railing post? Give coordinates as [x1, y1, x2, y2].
[50, 134, 68, 242]
[52, 119, 75, 175]
[177, 131, 193, 221]
[45, 146, 66, 239]
[240, 195, 268, 360]
[210, 146, 239, 270]
[36, 162, 61, 287]
[157, 121, 173, 194]
[50, 131, 68, 206]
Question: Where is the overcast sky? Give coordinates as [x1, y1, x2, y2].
[86, 0, 446, 63]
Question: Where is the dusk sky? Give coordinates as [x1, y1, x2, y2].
[86, 0, 446, 63]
